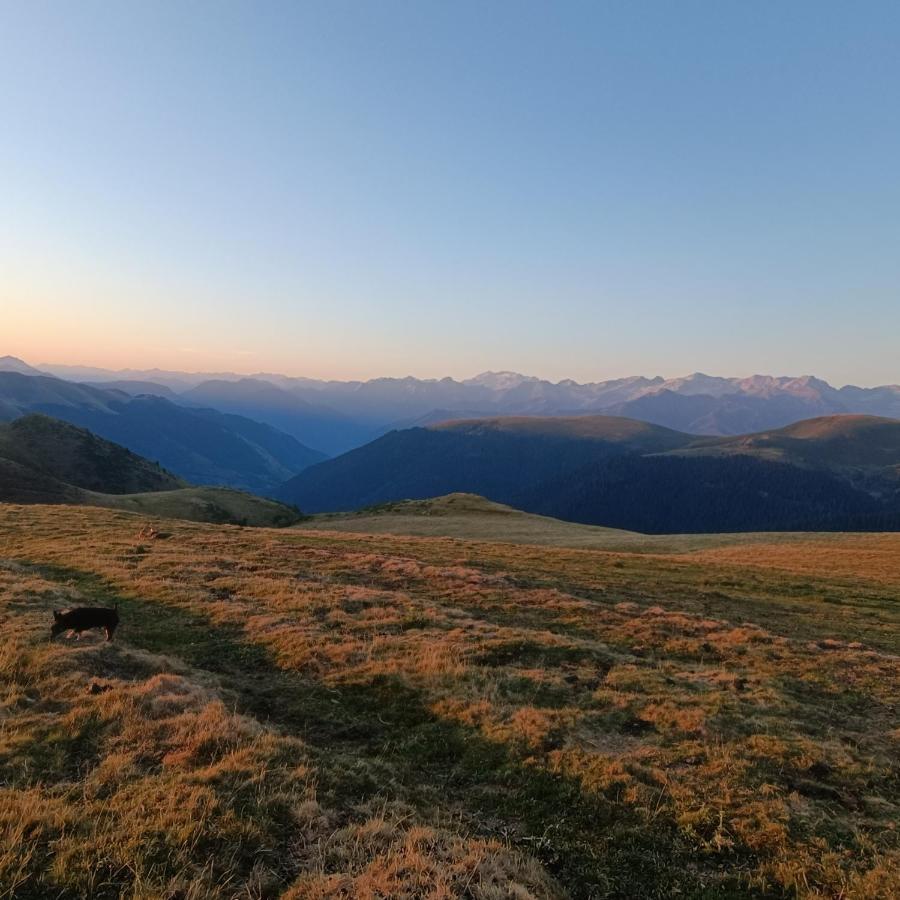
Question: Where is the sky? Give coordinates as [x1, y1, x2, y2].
[1, 1, 899, 387]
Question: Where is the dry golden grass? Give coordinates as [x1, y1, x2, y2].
[681, 536, 900, 585]
[297, 493, 900, 556]
[0, 560, 555, 900]
[0, 503, 898, 898]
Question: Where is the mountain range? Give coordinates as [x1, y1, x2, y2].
[18, 357, 900, 455]
[3, 356, 900, 534]
[0, 368, 324, 494]
[278, 414, 900, 533]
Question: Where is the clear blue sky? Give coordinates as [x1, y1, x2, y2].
[2, 1, 898, 385]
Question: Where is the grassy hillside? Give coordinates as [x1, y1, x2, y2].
[300, 492, 647, 548]
[91, 486, 302, 527]
[0, 414, 184, 494]
[279, 414, 900, 531]
[0, 415, 302, 527]
[0, 504, 897, 897]
[684, 414, 900, 468]
[0, 456, 85, 505]
[278, 416, 695, 515]
[296, 492, 881, 553]
[435, 414, 690, 449]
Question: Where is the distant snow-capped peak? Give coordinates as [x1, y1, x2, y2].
[463, 371, 539, 390]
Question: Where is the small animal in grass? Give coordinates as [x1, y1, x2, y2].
[50, 605, 119, 642]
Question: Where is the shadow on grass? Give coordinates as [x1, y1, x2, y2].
[25, 561, 779, 900]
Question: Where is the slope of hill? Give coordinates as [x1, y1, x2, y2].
[180, 378, 371, 455]
[0, 414, 183, 494]
[0, 414, 302, 526]
[85, 379, 178, 398]
[280, 414, 900, 532]
[88, 485, 302, 526]
[0, 355, 46, 376]
[0, 456, 85, 505]
[691, 414, 900, 467]
[433, 414, 690, 447]
[0, 372, 326, 494]
[296, 491, 876, 553]
[530, 453, 894, 533]
[279, 415, 693, 515]
[1, 504, 896, 897]
[298, 492, 647, 549]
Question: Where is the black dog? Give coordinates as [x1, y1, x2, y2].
[51, 605, 119, 642]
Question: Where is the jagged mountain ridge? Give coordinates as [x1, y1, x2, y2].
[9, 356, 899, 451]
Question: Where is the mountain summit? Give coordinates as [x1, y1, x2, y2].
[0, 356, 45, 376]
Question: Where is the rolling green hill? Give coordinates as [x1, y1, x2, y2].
[278, 415, 695, 513]
[0, 456, 85, 505]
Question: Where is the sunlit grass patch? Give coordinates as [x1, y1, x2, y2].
[0, 505, 898, 898]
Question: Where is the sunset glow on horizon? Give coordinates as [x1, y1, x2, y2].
[2, 2, 899, 386]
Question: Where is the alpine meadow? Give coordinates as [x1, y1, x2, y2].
[2, 3, 899, 899]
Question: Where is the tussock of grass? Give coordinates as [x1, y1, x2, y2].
[0, 504, 898, 898]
